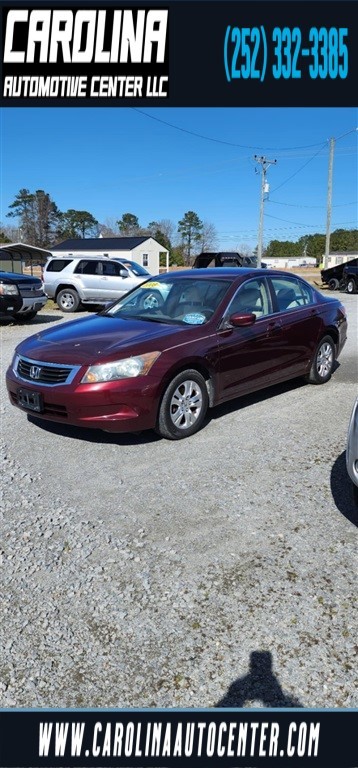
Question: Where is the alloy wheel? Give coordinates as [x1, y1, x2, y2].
[169, 379, 204, 429]
[316, 341, 333, 378]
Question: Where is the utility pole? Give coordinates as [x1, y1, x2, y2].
[324, 137, 335, 269]
[254, 155, 277, 267]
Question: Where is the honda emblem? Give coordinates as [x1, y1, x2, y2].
[29, 365, 41, 380]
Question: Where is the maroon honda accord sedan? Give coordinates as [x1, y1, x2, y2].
[6, 269, 347, 440]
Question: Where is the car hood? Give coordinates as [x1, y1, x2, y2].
[17, 314, 191, 365]
[0, 271, 42, 285]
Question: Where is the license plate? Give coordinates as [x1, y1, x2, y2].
[17, 388, 43, 413]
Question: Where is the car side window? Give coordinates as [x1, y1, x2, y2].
[46, 259, 72, 272]
[102, 261, 119, 276]
[297, 281, 314, 305]
[227, 278, 271, 318]
[270, 277, 314, 311]
[75, 260, 99, 275]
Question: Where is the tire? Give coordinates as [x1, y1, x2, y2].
[57, 288, 81, 312]
[12, 311, 37, 322]
[156, 369, 209, 440]
[140, 290, 164, 310]
[346, 278, 357, 294]
[305, 335, 335, 384]
[328, 278, 339, 290]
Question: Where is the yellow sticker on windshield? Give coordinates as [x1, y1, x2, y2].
[143, 282, 161, 289]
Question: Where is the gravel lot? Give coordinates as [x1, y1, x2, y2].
[1, 295, 357, 710]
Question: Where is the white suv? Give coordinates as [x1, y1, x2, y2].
[43, 256, 151, 312]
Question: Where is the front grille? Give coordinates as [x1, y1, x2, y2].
[20, 286, 44, 298]
[16, 356, 78, 385]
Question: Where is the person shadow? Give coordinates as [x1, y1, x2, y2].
[216, 651, 303, 708]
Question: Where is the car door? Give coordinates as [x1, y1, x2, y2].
[74, 259, 103, 301]
[102, 261, 141, 299]
[217, 277, 285, 401]
[268, 276, 323, 376]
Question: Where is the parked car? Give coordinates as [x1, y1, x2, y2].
[43, 256, 151, 312]
[6, 268, 347, 440]
[346, 398, 358, 506]
[0, 271, 47, 322]
[343, 264, 358, 294]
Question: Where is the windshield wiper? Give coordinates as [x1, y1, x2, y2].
[137, 315, 177, 324]
[106, 312, 181, 325]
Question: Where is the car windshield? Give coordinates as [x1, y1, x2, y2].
[105, 277, 231, 324]
[116, 260, 150, 276]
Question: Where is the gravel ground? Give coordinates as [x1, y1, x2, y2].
[0, 296, 357, 710]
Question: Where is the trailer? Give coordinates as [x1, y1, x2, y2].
[320, 257, 358, 291]
[192, 252, 268, 269]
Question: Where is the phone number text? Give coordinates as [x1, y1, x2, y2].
[223, 26, 349, 82]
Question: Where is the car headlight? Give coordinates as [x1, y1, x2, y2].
[12, 353, 20, 372]
[0, 283, 20, 296]
[81, 351, 161, 383]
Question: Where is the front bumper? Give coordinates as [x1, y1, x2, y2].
[6, 364, 162, 433]
[16, 295, 48, 315]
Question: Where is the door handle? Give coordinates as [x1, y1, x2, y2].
[267, 320, 282, 336]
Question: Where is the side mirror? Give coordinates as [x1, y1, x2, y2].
[120, 269, 129, 278]
[229, 312, 256, 327]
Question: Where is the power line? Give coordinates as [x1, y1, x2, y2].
[270, 143, 328, 194]
[265, 212, 357, 228]
[268, 199, 357, 209]
[132, 110, 357, 248]
[334, 127, 358, 142]
[133, 110, 356, 208]
[131, 108, 330, 151]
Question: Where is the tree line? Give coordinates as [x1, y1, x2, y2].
[1, 188, 357, 266]
[264, 230, 358, 264]
[0, 189, 218, 266]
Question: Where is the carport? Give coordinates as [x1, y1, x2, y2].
[0, 242, 52, 275]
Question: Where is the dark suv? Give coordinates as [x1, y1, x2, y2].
[343, 264, 358, 294]
[0, 271, 47, 321]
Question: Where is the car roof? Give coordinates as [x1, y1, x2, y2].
[47, 254, 110, 260]
[163, 268, 274, 279]
[46, 254, 139, 263]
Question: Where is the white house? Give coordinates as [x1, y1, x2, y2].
[51, 237, 169, 274]
[322, 251, 358, 270]
[264, 257, 317, 268]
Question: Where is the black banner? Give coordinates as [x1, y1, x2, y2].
[0, 0, 357, 106]
[0, 709, 357, 767]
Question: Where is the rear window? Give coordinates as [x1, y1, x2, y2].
[45, 259, 72, 272]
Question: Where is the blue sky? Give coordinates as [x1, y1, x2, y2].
[1, 107, 357, 250]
